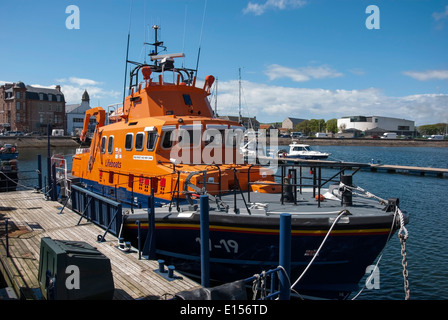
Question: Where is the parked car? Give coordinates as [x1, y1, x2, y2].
[381, 132, 397, 139]
[428, 135, 444, 140]
[9, 131, 24, 136]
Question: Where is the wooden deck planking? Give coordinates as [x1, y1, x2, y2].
[0, 190, 201, 300]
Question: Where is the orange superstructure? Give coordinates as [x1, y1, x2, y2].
[71, 31, 272, 204]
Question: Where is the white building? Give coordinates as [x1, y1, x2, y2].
[65, 90, 95, 136]
[337, 116, 415, 136]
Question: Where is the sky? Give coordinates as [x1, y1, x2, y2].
[0, 0, 447, 126]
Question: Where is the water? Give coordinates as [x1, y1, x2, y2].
[318, 145, 448, 300]
[11, 145, 448, 300]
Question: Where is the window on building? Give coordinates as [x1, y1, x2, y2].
[48, 104, 52, 111]
[16, 102, 20, 110]
[48, 94, 52, 101]
[39, 93, 44, 100]
[57, 95, 61, 102]
[16, 92, 20, 99]
[16, 113, 20, 122]
[125, 133, 133, 151]
[107, 136, 114, 154]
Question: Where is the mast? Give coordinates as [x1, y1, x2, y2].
[214, 77, 218, 117]
[149, 25, 165, 66]
[238, 68, 242, 124]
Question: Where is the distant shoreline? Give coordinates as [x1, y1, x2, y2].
[276, 137, 448, 148]
[0, 136, 80, 148]
[1, 136, 447, 149]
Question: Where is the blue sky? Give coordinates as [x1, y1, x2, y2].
[1, 0, 447, 126]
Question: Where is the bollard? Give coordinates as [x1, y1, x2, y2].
[168, 265, 175, 279]
[279, 213, 291, 300]
[158, 259, 165, 273]
[341, 174, 353, 206]
[200, 195, 210, 287]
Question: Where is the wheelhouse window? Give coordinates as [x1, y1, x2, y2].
[183, 94, 192, 106]
[125, 133, 133, 151]
[135, 132, 144, 151]
[107, 136, 114, 154]
[162, 131, 173, 149]
[178, 124, 202, 146]
[146, 131, 158, 151]
[100, 136, 107, 154]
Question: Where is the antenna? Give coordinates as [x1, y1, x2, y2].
[195, 0, 208, 75]
[182, 5, 188, 68]
[214, 77, 218, 117]
[122, 0, 133, 107]
[238, 68, 242, 124]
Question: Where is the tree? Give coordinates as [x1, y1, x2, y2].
[295, 120, 312, 135]
[309, 119, 326, 133]
[418, 123, 447, 135]
[326, 118, 338, 133]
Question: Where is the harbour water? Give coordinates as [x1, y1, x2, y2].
[10, 145, 448, 300]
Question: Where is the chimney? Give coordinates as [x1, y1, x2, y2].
[56, 85, 61, 92]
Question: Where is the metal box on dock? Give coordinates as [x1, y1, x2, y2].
[37, 237, 114, 300]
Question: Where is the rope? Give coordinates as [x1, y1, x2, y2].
[251, 271, 267, 300]
[0, 170, 36, 191]
[290, 209, 347, 290]
[339, 182, 387, 204]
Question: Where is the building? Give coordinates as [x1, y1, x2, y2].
[337, 116, 415, 136]
[218, 115, 260, 131]
[282, 117, 306, 130]
[66, 90, 95, 136]
[0, 81, 65, 134]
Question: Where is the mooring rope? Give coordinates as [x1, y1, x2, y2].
[290, 209, 348, 290]
[0, 170, 36, 191]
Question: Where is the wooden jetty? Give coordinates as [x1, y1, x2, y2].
[0, 190, 201, 300]
[367, 163, 448, 177]
[261, 156, 448, 178]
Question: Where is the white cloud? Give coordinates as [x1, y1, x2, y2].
[57, 77, 101, 87]
[243, 0, 306, 15]
[403, 69, 448, 81]
[265, 64, 343, 82]
[51, 77, 120, 105]
[213, 79, 448, 126]
[433, 5, 448, 21]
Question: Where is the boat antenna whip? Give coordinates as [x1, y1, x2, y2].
[195, 0, 208, 75]
[122, 0, 133, 106]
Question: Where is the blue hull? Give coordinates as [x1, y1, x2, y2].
[78, 178, 395, 299]
[122, 219, 392, 299]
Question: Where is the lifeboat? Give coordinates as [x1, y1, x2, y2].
[70, 26, 408, 300]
